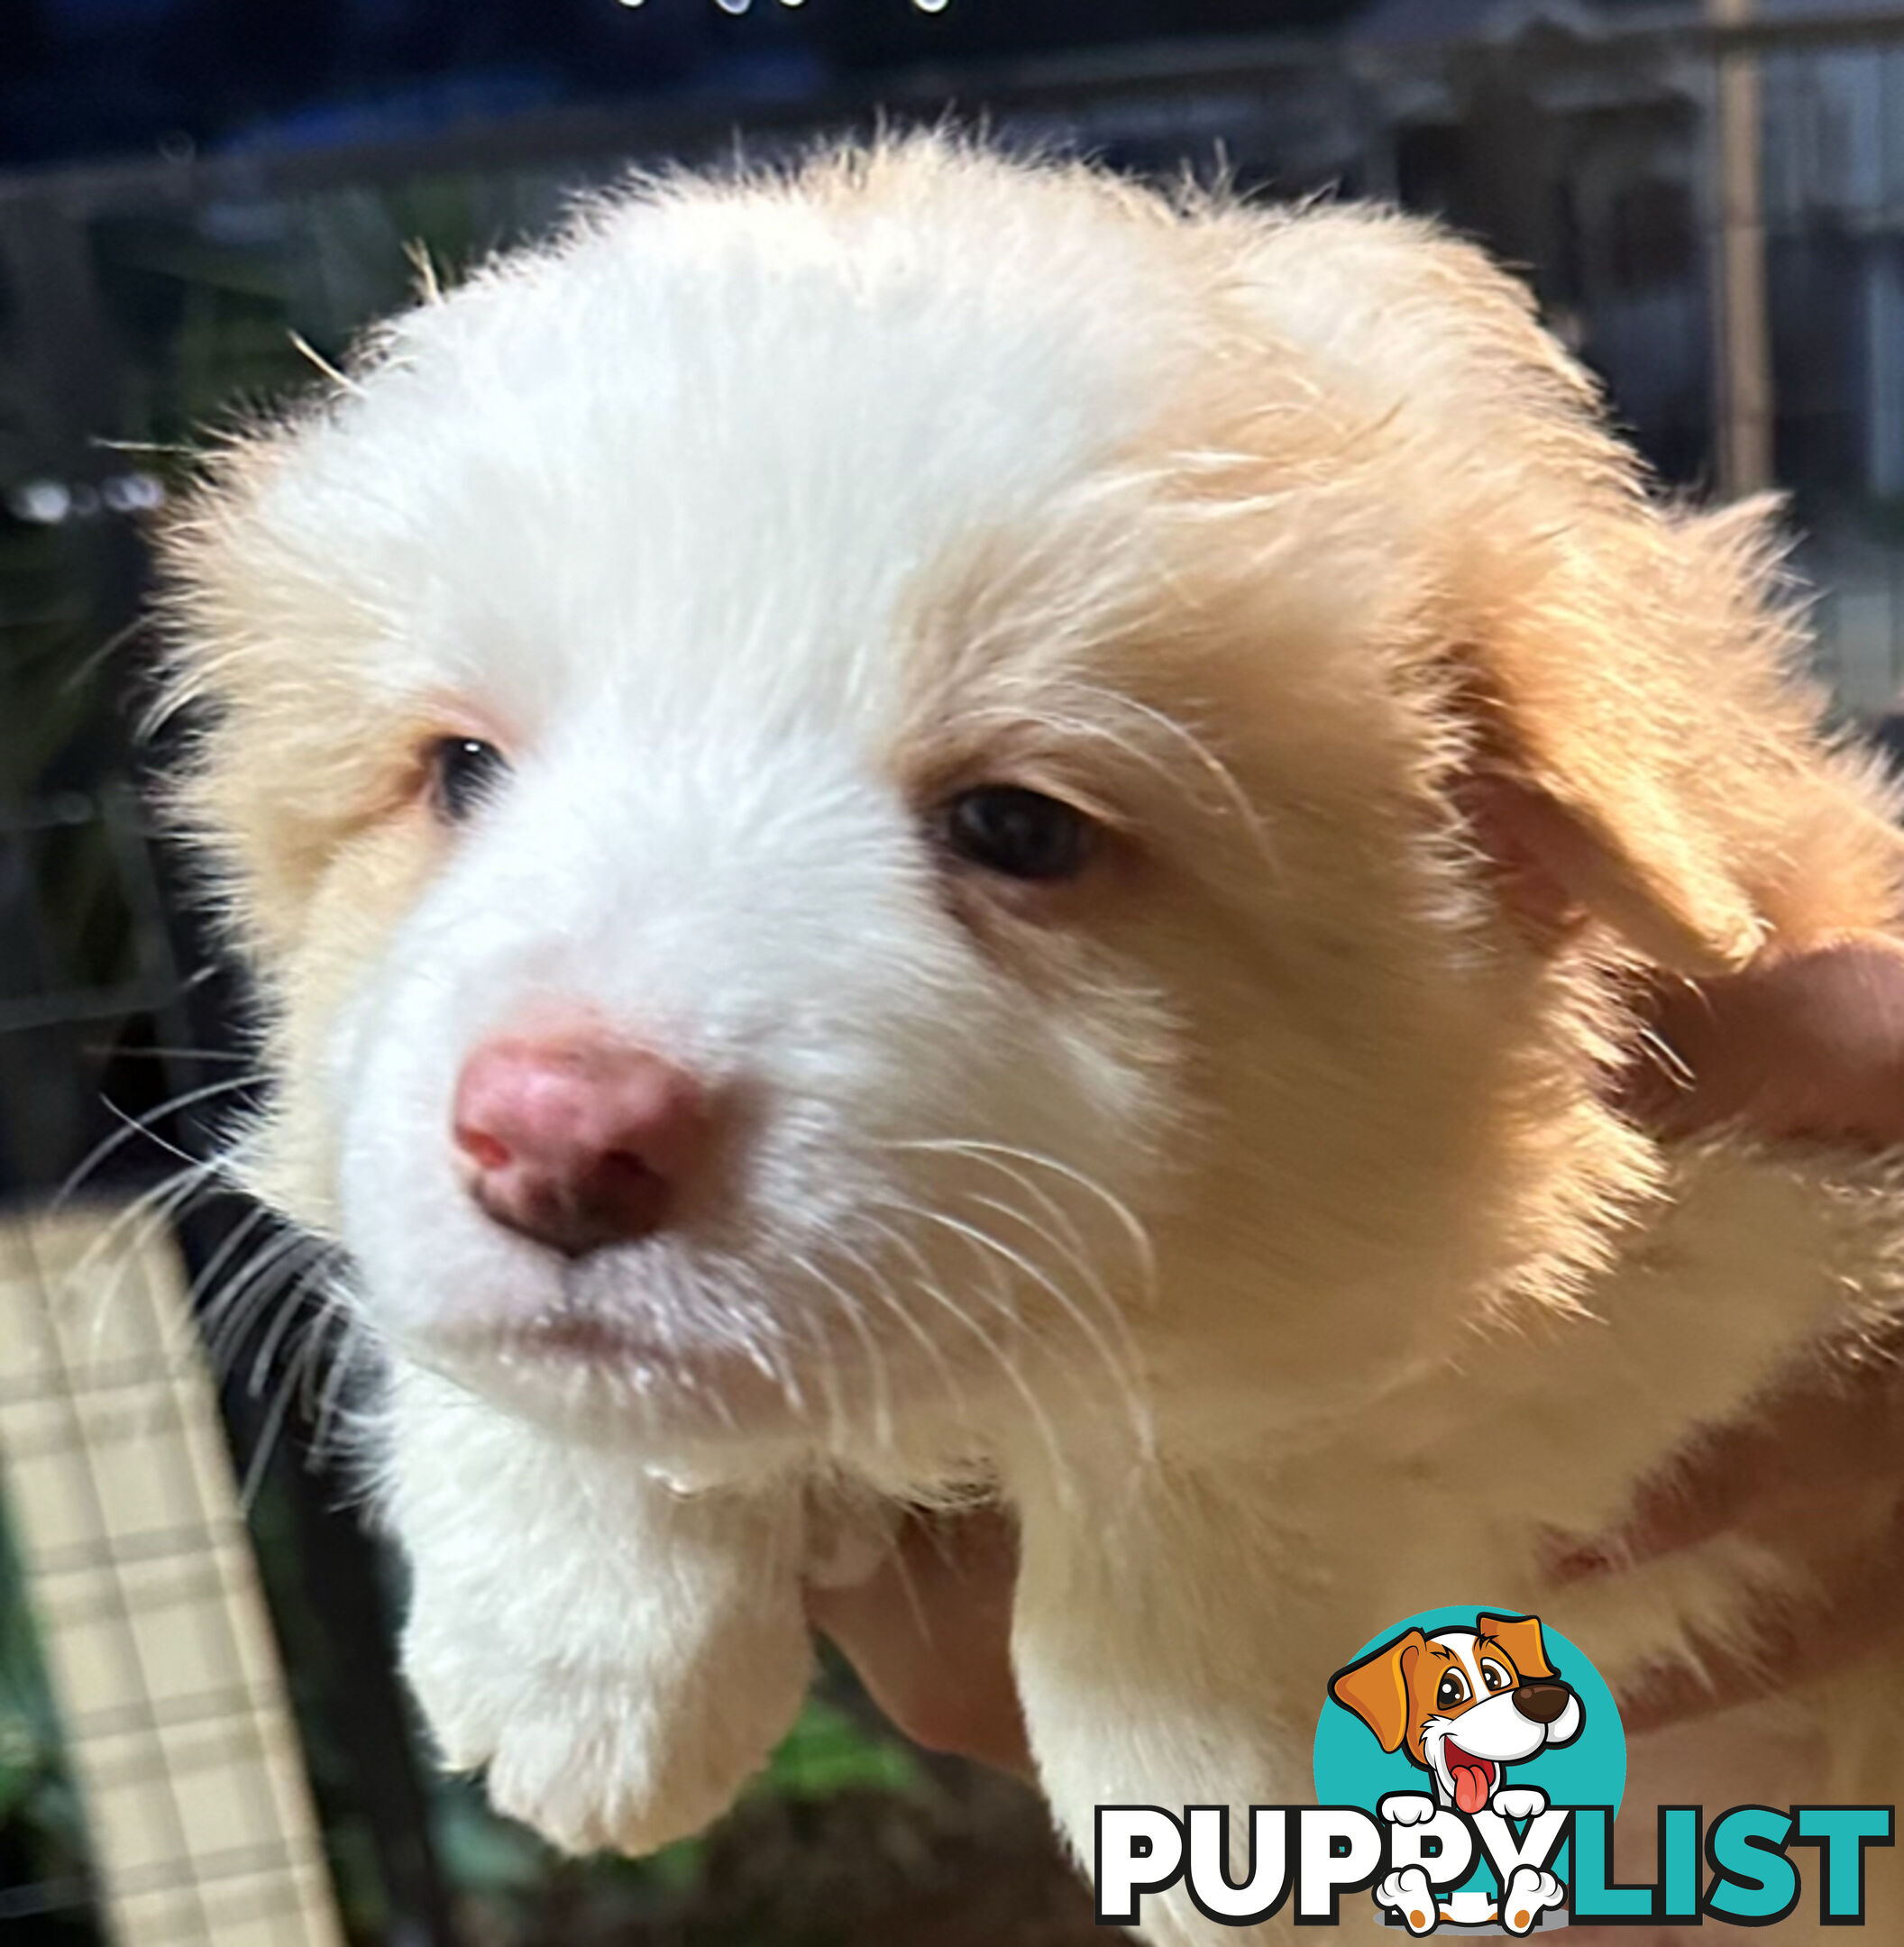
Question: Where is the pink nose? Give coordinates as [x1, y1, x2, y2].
[451, 1033, 709, 1257]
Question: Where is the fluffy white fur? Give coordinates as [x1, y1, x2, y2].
[157, 138, 1904, 1942]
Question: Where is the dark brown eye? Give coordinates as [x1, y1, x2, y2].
[1436, 1670, 1470, 1711]
[431, 737, 510, 823]
[940, 786, 1095, 882]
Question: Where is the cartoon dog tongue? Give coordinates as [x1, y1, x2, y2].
[1448, 1747, 1494, 1814]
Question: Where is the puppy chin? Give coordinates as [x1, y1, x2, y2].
[405, 1312, 823, 1460]
[337, 1164, 788, 1448]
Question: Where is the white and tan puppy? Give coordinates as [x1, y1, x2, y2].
[158, 138, 1904, 1942]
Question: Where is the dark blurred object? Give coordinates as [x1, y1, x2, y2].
[830, 0, 1360, 69]
[488, 1757, 1104, 1947]
[0, 0, 1368, 173]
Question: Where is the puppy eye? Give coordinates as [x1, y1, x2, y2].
[939, 786, 1095, 882]
[1436, 1671, 1470, 1710]
[1481, 1659, 1514, 1693]
[430, 737, 511, 824]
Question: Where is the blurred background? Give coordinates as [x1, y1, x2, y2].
[4, 0, 1904, 1942]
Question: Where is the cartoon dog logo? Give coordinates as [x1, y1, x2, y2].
[1329, 1612, 1581, 1933]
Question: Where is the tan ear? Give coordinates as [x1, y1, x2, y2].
[1455, 765, 1762, 976]
[1446, 495, 1824, 979]
[1476, 1613, 1556, 1683]
[1225, 209, 1897, 971]
[1328, 1629, 1427, 1754]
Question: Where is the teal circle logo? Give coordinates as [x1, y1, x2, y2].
[1313, 1606, 1625, 1930]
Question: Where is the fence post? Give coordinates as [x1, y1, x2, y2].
[1709, 0, 1776, 496]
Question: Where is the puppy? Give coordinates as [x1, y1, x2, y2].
[156, 137, 1904, 1943]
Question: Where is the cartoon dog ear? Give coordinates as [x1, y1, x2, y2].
[1476, 1613, 1556, 1683]
[1328, 1629, 1428, 1754]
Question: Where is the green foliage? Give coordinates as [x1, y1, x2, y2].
[0, 1494, 95, 1912]
[432, 1771, 556, 1899]
[753, 1696, 923, 1804]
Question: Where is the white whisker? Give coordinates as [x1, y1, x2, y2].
[69, 1161, 226, 1363]
[883, 1137, 1158, 1299]
[911, 1203, 1153, 1457]
[964, 1192, 1151, 1423]
[827, 1230, 972, 1431]
[55, 1071, 261, 1211]
[239, 1255, 346, 1514]
[201, 1229, 325, 1377]
[791, 1249, 895, 1453]
[864, 1209, 1076, 1509]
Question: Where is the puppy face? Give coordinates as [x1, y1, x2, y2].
[157, 142, 1892, 1466]
[1329, 1613, 1583, 1813]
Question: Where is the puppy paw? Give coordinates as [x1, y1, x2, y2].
[1375, 1866, 1440, 1934]
[480, 1680, 751, 1856]
[401, 1617, 516, 1770]
[405, 1618, 809, 1857]
[1493, 1787, 1549, 1821]
[1378, 1792, 1439, 1826]
[1498, 1864, 1564, 1935]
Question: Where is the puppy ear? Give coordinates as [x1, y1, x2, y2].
[1328, 1629, 1427, 1753]
[1446, 498, 1893, 977]
[1222, 210, 1902, 971]
[1452, 763, 1758, 975]
[1445, 561, 1772, 979]
[1476, 1613, 1556, 1683]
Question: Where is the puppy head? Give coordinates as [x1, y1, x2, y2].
[1330, 1614, 1581, 1812]
[155, 139, 1893, 1466]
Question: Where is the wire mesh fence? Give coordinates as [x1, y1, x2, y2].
[0, 1204, 346, 1947]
